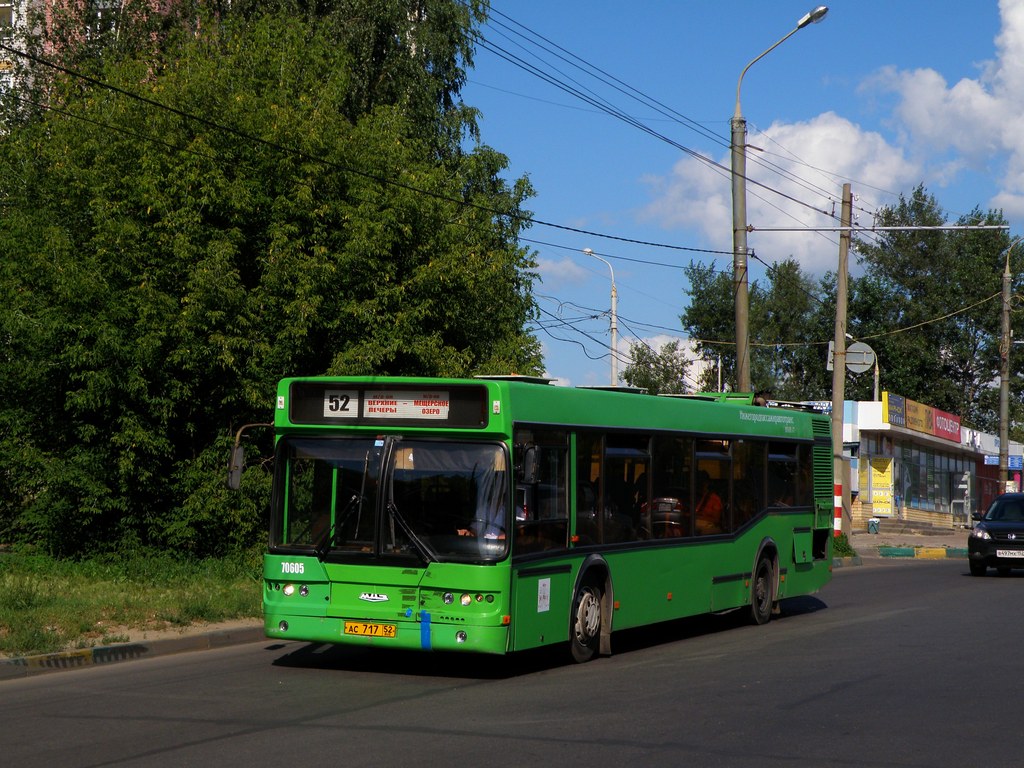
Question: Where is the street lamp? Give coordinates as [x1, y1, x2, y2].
[999, 237, 1022, 492]
[731, 5, 828, 392]
[582, 247, 618, 386]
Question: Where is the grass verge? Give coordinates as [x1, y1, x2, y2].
[833, 532, 857, 558]
[0, 549, 262, 658]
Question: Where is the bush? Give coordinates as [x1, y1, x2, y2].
[832, 532, 856, 557]
[0, 551, 260, 657]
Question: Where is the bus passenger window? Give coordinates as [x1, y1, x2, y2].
[732, 440, 766, 527]
[695, 470, 724, 535]
[649, 435, 693, 538]
[513, 431, 569, 555]
[768, 443, 798, 508]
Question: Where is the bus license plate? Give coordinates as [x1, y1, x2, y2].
[344, 621, 397, 638]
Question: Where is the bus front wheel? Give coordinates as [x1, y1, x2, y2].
[570, 581, 602, 663]
[750, 556, 775, 626]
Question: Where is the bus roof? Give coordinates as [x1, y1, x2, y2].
[275, 375, 830, 443]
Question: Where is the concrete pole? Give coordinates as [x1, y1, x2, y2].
[831, 183, 852, 536]
[1000, 250, 1011, 492]
[582, 248, 618, 387]
[730, 7, 829, 394]
[731, 114, 751, 393]
[610, 280, 618, 386]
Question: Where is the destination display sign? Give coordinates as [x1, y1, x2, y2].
[362, 391, 450, 420]
[287, 381, 487, 428]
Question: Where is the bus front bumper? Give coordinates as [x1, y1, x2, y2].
[264, 612, 510, 654]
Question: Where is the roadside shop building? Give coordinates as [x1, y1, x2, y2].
[844, 392, 1022, 531]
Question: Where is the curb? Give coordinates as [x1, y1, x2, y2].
[834, 546, 968, 567]
[0, 624, 266, 681]
[878, 546, 968, 559]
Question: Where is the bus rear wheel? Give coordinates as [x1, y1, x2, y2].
[570, 582, 602, 663]
[750, 556, 774, 626]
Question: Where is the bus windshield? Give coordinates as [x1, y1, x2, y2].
[272, 436, 510, 563]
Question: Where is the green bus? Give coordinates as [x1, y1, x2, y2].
[261, 375, 834, 662]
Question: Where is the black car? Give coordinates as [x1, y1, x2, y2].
[969, 493, 1024, 576]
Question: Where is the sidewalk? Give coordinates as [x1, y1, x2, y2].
[838, 528, 971, 566]
[0, 618, 265, 681]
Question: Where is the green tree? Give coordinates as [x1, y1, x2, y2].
[622, 339, 692, 395]
[679, 185, 1024, 435]
[680, 258, 832, 400]
[851, 186, 1018, 428]
[0, 3, 541, 556]
[749, 259, 833, 401]
[678, 262, 734, 391]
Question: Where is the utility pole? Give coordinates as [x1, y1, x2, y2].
[831, 183, 852, 537]
[731, 7, 829, 394]
[582, 248, 618, 386]
[1000, 249, 1011, 492]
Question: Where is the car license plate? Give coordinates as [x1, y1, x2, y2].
[344, 621, 397, 638]
[996, 549, 1024, 558]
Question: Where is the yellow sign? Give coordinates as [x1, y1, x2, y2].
[870, 457, 893, 516]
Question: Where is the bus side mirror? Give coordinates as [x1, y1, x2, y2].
[519, 445, 538, 484]
[226, 422, 273, 489]
[227, 444, 245, 490]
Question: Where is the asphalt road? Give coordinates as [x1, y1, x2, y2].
[2, 557, 1017, 768]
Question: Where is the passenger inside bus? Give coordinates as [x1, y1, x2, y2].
[695, 471, 724, 534]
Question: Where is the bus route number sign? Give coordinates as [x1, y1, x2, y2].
[323, 390, 359, 418]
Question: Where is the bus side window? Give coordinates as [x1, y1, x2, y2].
[768, 442, 798, 508]
[732, 440, 766, 527]
[649, 435, 693, 538]
[513, 431, 569, 555]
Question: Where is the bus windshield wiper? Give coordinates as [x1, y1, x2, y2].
[386, 501, 437, 563]
[314, 492, 362, 561]
[315, 449, 373, 561]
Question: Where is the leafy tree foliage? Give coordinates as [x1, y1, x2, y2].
[851, 186, 1017, 428]
[0, 2, 541, 556]
[679, 258, 833, 401]
[621, 340, 692, 395]
[679, 185, 1024, 436]
[677, 262, 733, 392]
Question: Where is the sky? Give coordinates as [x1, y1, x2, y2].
[460, 0, 1021, 388]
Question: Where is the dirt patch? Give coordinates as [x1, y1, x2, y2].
[85, 618, 263, 648]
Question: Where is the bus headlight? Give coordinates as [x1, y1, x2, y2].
[456, 631, 467, 644]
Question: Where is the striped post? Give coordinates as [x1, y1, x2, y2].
[833, 483, 843, 537]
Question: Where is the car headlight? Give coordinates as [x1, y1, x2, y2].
[971, 527, 991, 540]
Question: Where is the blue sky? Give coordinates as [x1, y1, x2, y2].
[461, 0, 1017, 387]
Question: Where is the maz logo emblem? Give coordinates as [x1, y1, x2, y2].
[359, 592, 389, 603]
[1009, 533, 1017, 541]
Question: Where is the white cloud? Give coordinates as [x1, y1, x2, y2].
[642, 0, 1024, 272]
[641, 112, 919, 275]
[865, 0, 1024, 219]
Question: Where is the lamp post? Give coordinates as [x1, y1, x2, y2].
[582, 247, 618, 386]
[731, 5, 828, 393]
[831, 183, 851, 537]
[999, 238, 1022, 492]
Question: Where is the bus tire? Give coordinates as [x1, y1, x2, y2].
[570, 580, 603, 663]
[750, 555, 774, 626]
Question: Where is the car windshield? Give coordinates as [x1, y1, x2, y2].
[272, 436, 510, 563]
[984, 498, 1024, 522]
